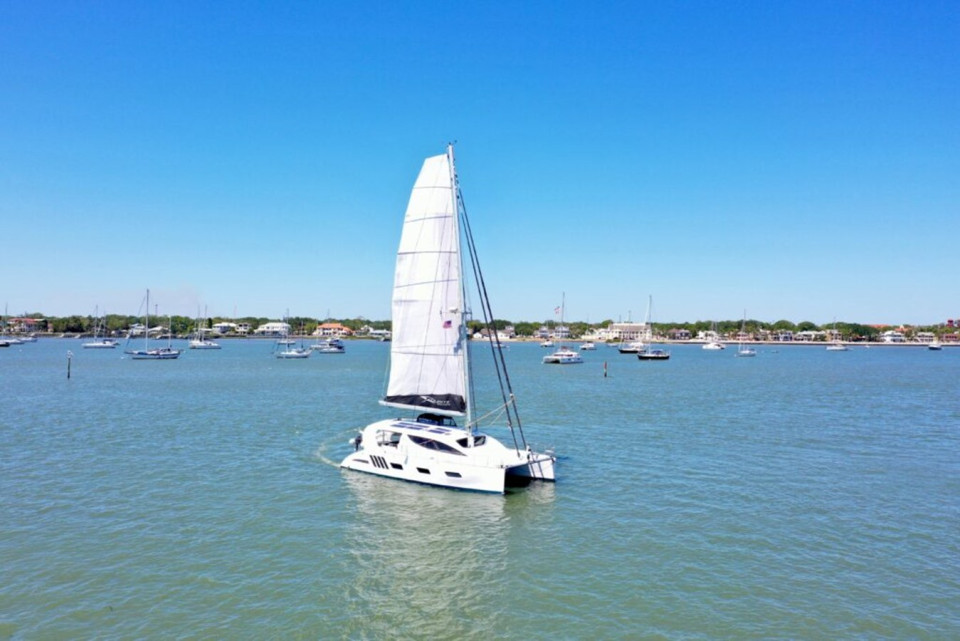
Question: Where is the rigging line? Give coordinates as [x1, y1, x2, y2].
[458, 190, 527, 452]
[457, 195, 504, 395]
[472, 399, 510, 427]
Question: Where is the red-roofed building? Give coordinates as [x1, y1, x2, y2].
[313, 322, 353, 337]
[8, 318, 45, 333]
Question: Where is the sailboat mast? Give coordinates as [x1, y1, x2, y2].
[560, 292, 565, 348]
[145, 289, 150, 351]
[448, 144, 474, 431]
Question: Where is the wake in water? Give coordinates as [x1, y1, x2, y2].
[312, 428, 363, 468]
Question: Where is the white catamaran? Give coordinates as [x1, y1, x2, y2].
[340, 145, 556, 493]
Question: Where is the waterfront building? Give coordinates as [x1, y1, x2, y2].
[606, 322, 649, 342]
[254, 321, 292, 336]
[313, 322, 354, 337]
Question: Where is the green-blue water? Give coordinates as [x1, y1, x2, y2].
[2, 339, 958, 639]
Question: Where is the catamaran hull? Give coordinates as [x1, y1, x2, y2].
[341, 456, 555, 494]
[340, 419, 555, 494]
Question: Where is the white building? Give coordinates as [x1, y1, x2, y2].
[606, 322, 649, 341]
[213, 322, 237, 335]
[211, 322, 250, 335]
[254, 321, 292, 336]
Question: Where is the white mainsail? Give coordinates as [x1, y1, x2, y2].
[380, 150, 467, 416]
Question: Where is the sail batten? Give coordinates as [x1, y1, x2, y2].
[382, 151, 466, 415]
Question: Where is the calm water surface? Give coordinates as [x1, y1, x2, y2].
[2, 339, 958, 639]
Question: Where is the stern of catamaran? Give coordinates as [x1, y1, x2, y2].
[506, 449, 556, 482]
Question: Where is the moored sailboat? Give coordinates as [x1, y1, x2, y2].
[125, 290, 181, 360]
[340, 145, 556, 493]
[702, 320, 725, 350]
[736, 311, 756, 357]
[83, 306, 118, 349]
[543, 294, 583, 364]
[189, 306, 221, 349]
[637, 295, 670, 360]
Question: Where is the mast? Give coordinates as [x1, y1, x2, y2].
[145, 289, 150, 351]
[559, 292, 566, 348]
[449, 143, 474, 431]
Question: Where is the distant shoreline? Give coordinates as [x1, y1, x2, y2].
[34, 334, 957, 347]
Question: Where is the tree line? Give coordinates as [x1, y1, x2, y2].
[35, 315, 392, 336]
[21, 314, 951, 340]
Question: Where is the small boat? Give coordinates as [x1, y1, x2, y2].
[341, 145, 556, 493]
[84, 337, 119, 349]
[579, 342, 596, 350]
[542, 346, 584, 364]
[275, 346, 311, 359]
[929, 339, 943, 351]
[638, 348, 670, 361]
[125, 290, 181, 360]
[539, 339, 554, 348]
[617, 341, 644, 354]
[310, 338, 345, 353]
[189, 337, 221, 349]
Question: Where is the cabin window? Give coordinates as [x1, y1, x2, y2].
[390, 463, 403, 470]
[444, 471, 462, 478]
[409, 435, 465, 456]
[456, 435, 486, 448]
[417, 467, 430, 474]
[376, 430, 402, 447]
[416, 413, 458, 427]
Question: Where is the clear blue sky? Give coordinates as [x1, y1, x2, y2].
[2, 1, 957, 326]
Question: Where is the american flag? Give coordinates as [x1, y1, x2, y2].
[554, 306, 561, 314]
